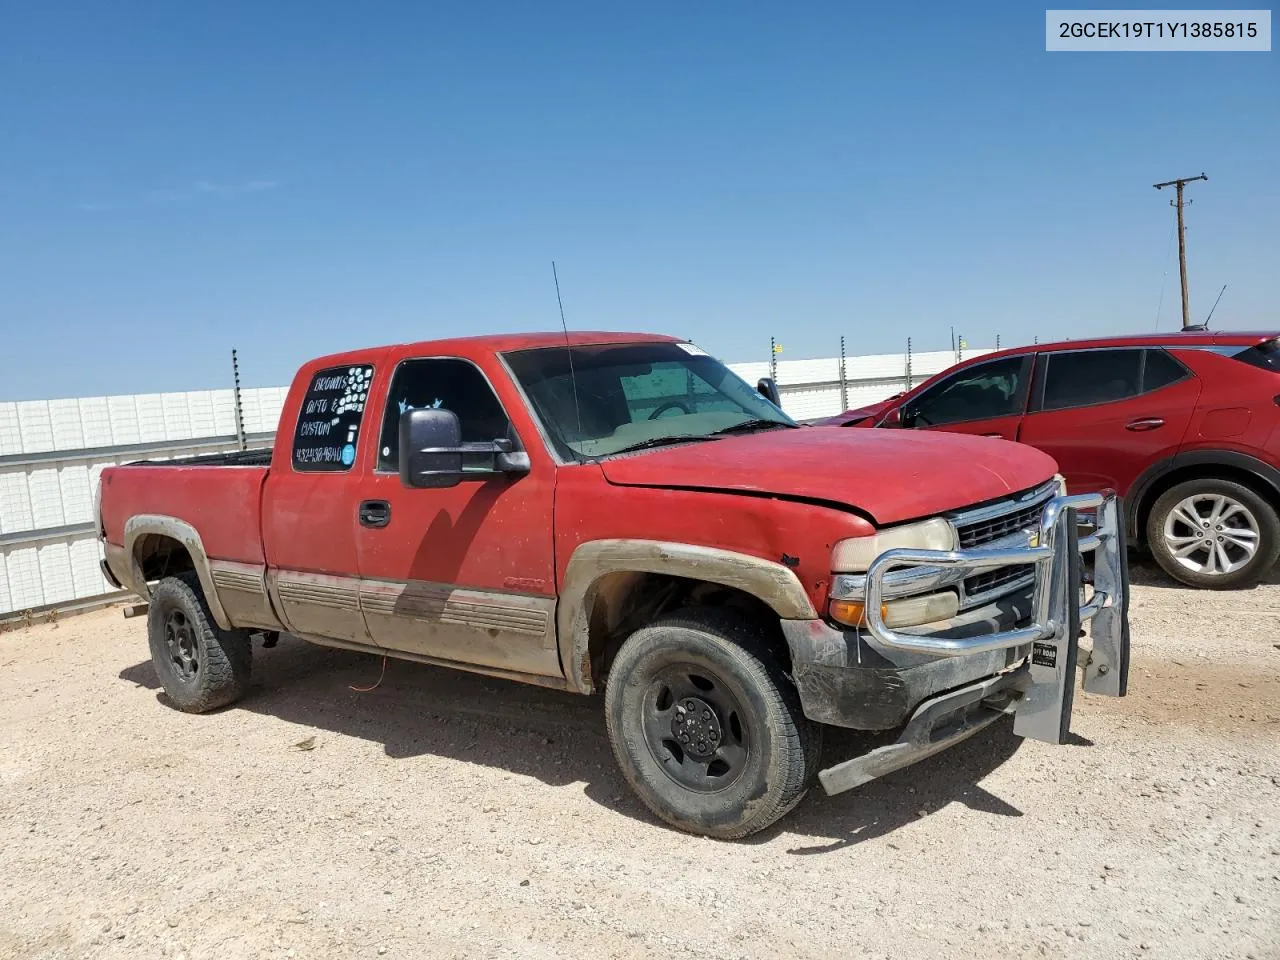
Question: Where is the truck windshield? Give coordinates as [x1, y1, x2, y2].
[503, 341, 795, 461]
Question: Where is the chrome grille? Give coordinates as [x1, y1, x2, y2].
[950, 481, 1057, 608]
[963, 564, 1034, 600]
[957, 501, 1045, 548]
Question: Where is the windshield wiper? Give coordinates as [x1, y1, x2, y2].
[707, 419, 798, 437]
[608, 435, 720, 456]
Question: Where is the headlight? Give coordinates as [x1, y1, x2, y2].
[830, 517, 957, 573]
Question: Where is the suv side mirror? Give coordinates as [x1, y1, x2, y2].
[400, 408, 464, 488]
[756, 377, 782, 408]
[881, 406, 904, 428]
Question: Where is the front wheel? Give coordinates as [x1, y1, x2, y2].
[1146, 479, 1280, 589]
[604, 609, 822, 839]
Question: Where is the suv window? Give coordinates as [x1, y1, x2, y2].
[1039, 347, 1189, 412]
[292, 364, 374, 472]
[1231, 337, 1280, 372]
[1142, 348, 1190, 391]
[376, 358, 512, 473]
[1041, 349, 1143, 411]
[909, 356, 1027, 427]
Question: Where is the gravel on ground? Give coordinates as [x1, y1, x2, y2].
[1, 562, 1277, 960]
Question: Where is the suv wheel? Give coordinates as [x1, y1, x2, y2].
[1146, 478, 1280, 589]
[603, 608, 822, 840]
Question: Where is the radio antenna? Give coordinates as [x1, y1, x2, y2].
[552, 261, 583, 441]
[1203, 283, 1227, 328]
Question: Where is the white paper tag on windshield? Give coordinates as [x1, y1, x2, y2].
[678, 342, 709, 356]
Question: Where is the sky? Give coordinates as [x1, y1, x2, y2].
[1, 2, 1277, 400]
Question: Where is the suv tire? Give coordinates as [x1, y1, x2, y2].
[1146, 478, 1280, 589]
[147, 573, 253, 712]
[604, 608, 822, 839]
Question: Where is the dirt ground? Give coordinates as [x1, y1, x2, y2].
[2, 562, 1278, 960]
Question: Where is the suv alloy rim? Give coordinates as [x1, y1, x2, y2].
[1162, 493, 1261, 576]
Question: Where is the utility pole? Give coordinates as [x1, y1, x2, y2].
[1153, 172, 1207, 330]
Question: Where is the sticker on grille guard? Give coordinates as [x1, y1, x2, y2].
[1025, 528, 1041, 548]
[1032, 642, 1057, 667]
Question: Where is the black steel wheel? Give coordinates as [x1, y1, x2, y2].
[640, 664, 751, 792]
[146, 573, 252, 713]
[605, 608, 821, 839]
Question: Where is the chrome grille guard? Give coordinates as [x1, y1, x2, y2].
[863, 491, 1131, 745]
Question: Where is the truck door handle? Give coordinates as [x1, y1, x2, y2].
[1125, 417, 1165, 432]
[359, 500, 391, 528]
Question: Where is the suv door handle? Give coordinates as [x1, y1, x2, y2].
[1125, 417, 1165, 432]
[359, 500, 391, 528]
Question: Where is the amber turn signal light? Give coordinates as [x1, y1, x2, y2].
[828, 599, 888, 628]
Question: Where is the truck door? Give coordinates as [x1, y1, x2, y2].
[262, 357, 384, 644]
[900, 354, 1033, 442]
[353, 355, 561, 678]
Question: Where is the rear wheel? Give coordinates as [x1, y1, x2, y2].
[147, 573, 252, 712]
[604, 608, 821, 839]
[1147, 478, 1280, 589]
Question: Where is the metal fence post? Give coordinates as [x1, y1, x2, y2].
[839, 336, 848, 410]
[770, 337, 777, 383]
[232, 349, 246, 451]
[905, 337, 913, 390]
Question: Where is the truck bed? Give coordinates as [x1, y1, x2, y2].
[99, 457, 271, 566]
[124, 448, 274, 468]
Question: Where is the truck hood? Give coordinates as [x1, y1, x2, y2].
[598, 426, 1058, 525]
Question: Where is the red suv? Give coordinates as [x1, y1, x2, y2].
[817, 330, 1280, 589]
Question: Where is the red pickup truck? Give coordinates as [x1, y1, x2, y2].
[97, 332, 1130, 839]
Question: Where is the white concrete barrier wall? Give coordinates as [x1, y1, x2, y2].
[0, 349, 988, 616]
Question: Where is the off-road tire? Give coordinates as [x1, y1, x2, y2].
[147, 573, 252, 712]
[1147, 478, 1280, 590]
[604, 608, 822, 840]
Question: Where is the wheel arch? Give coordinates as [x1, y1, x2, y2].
[557, 540, 817, 694]
[123, 515, 232, 630]
[1127, 450, 1280, 545]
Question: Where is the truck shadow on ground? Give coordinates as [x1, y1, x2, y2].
[119, 635, 1034, 853]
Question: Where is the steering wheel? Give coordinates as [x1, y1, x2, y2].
[648, 400, 692, 420]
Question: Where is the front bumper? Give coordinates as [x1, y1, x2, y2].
[786, 491, 1131, 796]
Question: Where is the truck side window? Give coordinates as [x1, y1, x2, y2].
[910, 356, 1026, 426]
[377, 358, 513, 473]
[1041, 349, 1143, 412]
[292, 364, 374, 472]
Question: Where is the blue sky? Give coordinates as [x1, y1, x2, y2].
[2, 2, 1276, 399]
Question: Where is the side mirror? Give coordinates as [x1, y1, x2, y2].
[881, 407, 904, 428]
[400, 408, 464, 488]
[398, 408, 533, 489]
[756, 377, 782, 408]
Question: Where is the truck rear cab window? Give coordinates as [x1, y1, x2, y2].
[292, 364, 374, 471]
[376, 358, 513, 473]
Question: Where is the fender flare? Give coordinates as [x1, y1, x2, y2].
[122, 515, 233, 630]
[1125, 450, 1280, 539]
[557, 539, 817, 694]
